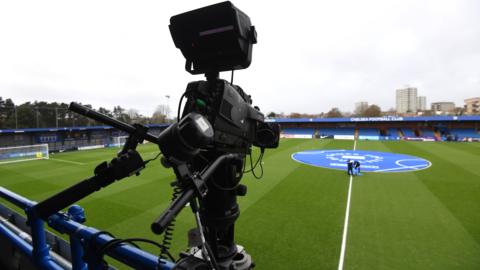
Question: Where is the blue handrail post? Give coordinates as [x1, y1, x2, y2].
[25, 207, 63, 270]
[68, 205, 87, 270]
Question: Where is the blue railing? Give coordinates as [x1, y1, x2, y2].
[0, 186, 175, 270]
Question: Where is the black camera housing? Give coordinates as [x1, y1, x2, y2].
[169, 1, 257, 74]
[181, 79, 278, 153]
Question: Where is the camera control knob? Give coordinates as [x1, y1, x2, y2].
[236, 184, 247, 196]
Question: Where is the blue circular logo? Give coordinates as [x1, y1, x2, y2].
[291, 150, 431, 173]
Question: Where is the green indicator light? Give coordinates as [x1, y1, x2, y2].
[196, 99, 207, 107]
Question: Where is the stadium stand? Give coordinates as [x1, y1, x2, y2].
[281, 128, 315, 135]
[386, 128, 400, 137]
[420, 129, 436, 138]
[318, 128, 355, 136]
[357, 128, 379, 136]
[449, 128, 480, 139]
[269, 115, 480, 142]
[400, 128, 416, 137]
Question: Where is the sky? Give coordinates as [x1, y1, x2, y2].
[0, 0, 479, 117]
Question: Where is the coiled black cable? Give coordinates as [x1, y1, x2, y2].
[158, 184, 182, 262]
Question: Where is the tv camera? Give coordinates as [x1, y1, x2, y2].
[29, 2, 279, 269]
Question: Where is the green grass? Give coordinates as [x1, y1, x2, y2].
[1, 139, 480, 269]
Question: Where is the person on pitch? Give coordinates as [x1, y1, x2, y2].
[347, 159, 353, 175]
[353, 160, 361, 176]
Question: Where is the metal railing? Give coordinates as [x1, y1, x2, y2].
[0, 186, 175, 270]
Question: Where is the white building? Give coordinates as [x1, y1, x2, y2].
[417, 96, 427, 111]
[396, 87, 418, 114]
[464, 97, 480, 115]
[431, 102, 455, 113]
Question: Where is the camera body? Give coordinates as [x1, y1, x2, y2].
[181, 79, 279, 154]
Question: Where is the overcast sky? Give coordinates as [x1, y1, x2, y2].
[0, 0, 479, 117]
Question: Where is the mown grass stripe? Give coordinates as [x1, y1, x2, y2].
[393, 141, 480, 244]
[237, 157, 348, 269]
[240, 139, 332, 212]
[344, 140, 480, 269]
[49, 157, 86, 165]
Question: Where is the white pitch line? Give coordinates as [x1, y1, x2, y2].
[373, 164, 427, 172]
[49, 158, 86, 165]
[338, 139, 356, 270]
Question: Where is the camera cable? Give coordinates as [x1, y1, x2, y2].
[177, 92, 187, 122]
[243, 148, 265, 179]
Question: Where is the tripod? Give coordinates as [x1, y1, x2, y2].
[151, 72, 257, 270]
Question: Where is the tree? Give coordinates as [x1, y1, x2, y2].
[74, 104, 94, 126]
[151, 105, 168, 123]
[382, 107, 397, 116]
[326, 107, 343, 118]
[113, 106, 125, 119]
[420, 110, 434, 116]
[354, 104, 368, 116]
[126, 108, 140, 122]
[289, 113, 303, 118]
[113, 105, 131, 123]
[98, 107, 113, 117]
[267, 112, 278, 118]
[0, 97, 7, 128]
[53, 103, 70, 127]
[343, 111, 353, 117]
[363, 105, 382, 117]
[454, 107, 464, 116]
[0, 98, 160, 128]
[156, 104, 169, 116]
[16, 102, 35, 128]
[0, 97, 16, 129]
[33, 101, 57, 127]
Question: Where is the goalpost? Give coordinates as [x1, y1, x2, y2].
[0, 144, 49, 165]
[111, 136, 129, 148]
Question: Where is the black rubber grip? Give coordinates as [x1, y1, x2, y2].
[151, 189, 196, 234]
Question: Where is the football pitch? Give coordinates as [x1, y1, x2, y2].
[1, 139, 480, 269]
